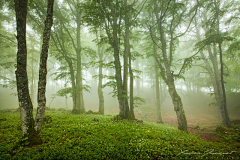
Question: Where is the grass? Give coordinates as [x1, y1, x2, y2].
[0, 109, 239, 159]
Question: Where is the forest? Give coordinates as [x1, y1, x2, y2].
[0, 0, 240, 159]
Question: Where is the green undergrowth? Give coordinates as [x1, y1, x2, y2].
[0, 110, 239, 159]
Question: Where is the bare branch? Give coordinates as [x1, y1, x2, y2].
[66, 0, 77, 18]
[174, 0, 199, 40]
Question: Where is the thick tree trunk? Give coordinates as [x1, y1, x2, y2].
[104, 3, 129, 119]
[112, 35, 126, 118]
[35, 0, 54, 133]
[113, 25, 129, 119]
[168, 77, 188, 132]
[74, 4, 85, 114]
[15, 0, 35, 139]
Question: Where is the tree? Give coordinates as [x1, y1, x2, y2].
[0, 1, 17, 89]
[14, 0, 54, 145]
[83, 0, 128, 119]
[31, 0, 88, 114]
[146, 0, 198, 132]
[96, 28, 105, 115]
[193, 0, 232, 126]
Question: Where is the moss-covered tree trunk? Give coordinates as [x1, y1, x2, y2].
[15, 0, 54, 144]
[15, 0, 35, 139]
[168, 75, 188, 132]
[112, 20, 127, 118]
[35, 0, 54, 133]
[152, 2, 188, 132]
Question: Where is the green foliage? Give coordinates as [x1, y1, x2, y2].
[85, 110, 100, 115]
[102, 80, 118, 98]
[195, 33, 234, 50]
[56, 87, 72, 97]
[82, 46, 97, 60]
[133, 96, 146, 108]
[81, 84, 91, 93]
[0, 111, 239, 159]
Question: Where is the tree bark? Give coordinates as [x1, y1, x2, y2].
[15, 0, 54, 145]
[74, 1, 85, 114]
[129, 49, 134, 118]
[35, 0, 54, 133]
[31, 52, 35, 107]
[215, 0, 230, 126]
[154, 56, 163, 123]
[123, 1, 133, 118]
[218, 42, 230, 126]
[153, 2, 188, 132]
[105, 15, 128, 119]
[135, 58, 140, 95]
[199, 8, 230, 126]
[97, 30, 104, 115]
[15, 0, 35, 138]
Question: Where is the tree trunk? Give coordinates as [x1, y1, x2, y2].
[168, 76, 188, 132]
[35, 0, 54, 132]
[135, 58, 140, 95]
[153, 3, 188, 132]
[113, 18, 129, 119]
[123, 2, 133, 118]
[215, 0, 230, 126]
[74, 3, 85, 114]
[14, 0, 35, 139]
[129, 49, 134, 118]
[31, 53, 35, 107]
[154, 58, 163, 123]
[195, 22, 226, 123]
[201, 9, 230, 126]
[97, 30, 104, 115]
[218, 42, 230, 126]
[104, 2, 129, 119]
[68, 60, 77, 113]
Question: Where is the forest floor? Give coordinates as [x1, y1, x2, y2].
[0, 108, 239, 159]
[135, 108, 240, 149]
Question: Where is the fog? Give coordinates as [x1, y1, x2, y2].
[1, 76, 239, 123]
[1, 0, 240, 128]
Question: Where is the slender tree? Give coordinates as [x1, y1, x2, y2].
[35, 0, 54, 132]
[96, 28, 105, 115]
[194, 0, 231, 126]
[146, 0, 198, 132]
[14, 0, 54, 144]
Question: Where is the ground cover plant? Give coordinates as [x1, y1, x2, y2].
[0, 109, 239, 159]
